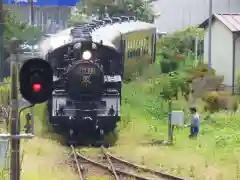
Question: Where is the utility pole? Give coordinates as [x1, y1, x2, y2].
[29, 0, 35, 141]
[9, 38, 21, 180]
[208, 0, 212, 71]
[0, 0, 4, 80]
[30, 0, 34, 25]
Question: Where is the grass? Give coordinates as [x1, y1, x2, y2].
[0, 103, 79, 180]
[1, 63, 240, 180]
[80, 70, 240, 180]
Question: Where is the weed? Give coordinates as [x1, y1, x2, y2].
[102, 64, 240, 180]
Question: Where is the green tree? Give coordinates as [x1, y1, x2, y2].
[68, 7, 90, 26]
[157, 27, 204, 59]
[3, 9, 42, 59]
[4, 9, 42, 42]
[68, 0, 158, 26]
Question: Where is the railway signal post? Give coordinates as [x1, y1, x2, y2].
[0, 39, 53, 180]
[9, 38, 21, 180]
[19, 58, 53, 104]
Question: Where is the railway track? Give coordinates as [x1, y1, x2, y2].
[70, 145, 186, 180]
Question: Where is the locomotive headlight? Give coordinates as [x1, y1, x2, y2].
[82, 50, 92, 60]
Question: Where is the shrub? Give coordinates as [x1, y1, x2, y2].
[184, 63, 216, 82]
[160, 59, 178, 74]
[123, 59, 151, 82]
[202, 91, 238, 112]
[159, 71, 189, 101]
[141, 64, 161, 79]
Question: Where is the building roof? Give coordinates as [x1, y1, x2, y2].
[199, 13, 240, 32]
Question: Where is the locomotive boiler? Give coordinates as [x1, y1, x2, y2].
[46, 40, 122, 141]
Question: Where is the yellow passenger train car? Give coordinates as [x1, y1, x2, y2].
[91, 19, 157, 81]
[123, 30, 156, 80]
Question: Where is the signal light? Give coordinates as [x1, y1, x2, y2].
[32, 83, 42, 92]
[19, 58, 53, 104]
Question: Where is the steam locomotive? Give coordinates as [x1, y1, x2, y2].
[36, 15, 156, 144]
[46, 40, 122, 141]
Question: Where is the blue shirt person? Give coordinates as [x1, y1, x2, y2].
[189, 107, 200, 138]
[184, 107, 200, 138]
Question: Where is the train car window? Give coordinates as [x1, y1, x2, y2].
[142, 38, 145, 55]
[136, 48, 139, 57]
[132, 49, 136, 58]
[129, 50, 132, 59]
[137, 48, 140, 57]
[130, 50, 133, 59]
[137, 40, 140, 48]
[130, 40, 132, 50]
[142, 40, 144, 56]
[140, 39, 143, 47]
[145, 37, 149, 55]
[140, 47, 143, 56]
[128, 51, 130, 59]
[135, 40, 139, 57]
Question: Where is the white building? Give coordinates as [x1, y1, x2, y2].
[153, 0, 240, 32]
[199, 13, 240, 90]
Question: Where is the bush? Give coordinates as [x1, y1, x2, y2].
[123, 59, 152, 82]
[156, 27, 204, 62]
[202, 91, 238, 112]
[141, 64, 161, 79]
[160, 59, 178, 74]
[183, 63, 216, 82]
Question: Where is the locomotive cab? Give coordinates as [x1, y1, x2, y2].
[47, 40, 122, 136]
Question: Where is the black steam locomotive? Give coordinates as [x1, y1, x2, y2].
[46, 40, 123, 141]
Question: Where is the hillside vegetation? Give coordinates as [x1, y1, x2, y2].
[79, 62, 240, 179]
[0, 101, 78, 180]
[79, 28, 240, 180]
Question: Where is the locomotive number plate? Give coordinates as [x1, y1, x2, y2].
[79, 67, 96, 74]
